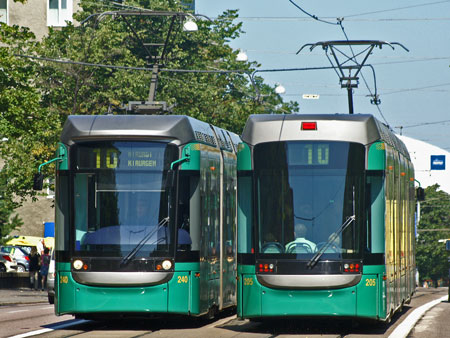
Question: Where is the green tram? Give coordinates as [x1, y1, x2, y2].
[237, 114, 416, 322]
[50, 115, 240, 319]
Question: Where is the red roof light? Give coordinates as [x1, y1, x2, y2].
[301, 122, 317, 130]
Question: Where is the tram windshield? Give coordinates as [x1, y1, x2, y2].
[72, 141, 178, 258]
[254, 141, 365, 259]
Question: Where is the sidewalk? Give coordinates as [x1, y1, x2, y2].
[0, 288, 48, 306]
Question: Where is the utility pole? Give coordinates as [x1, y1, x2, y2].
[82, 10, 201, 114]
[297, 40, 409, 115]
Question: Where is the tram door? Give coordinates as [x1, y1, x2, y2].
[394, 152, 401, 308]
[221, 152, 237, 309]
[199, 149, 221, 313]
[385, 147, 395, 315]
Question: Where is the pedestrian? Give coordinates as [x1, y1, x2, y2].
[28, 247, 40, 290]
[40, 247, 51, 291]
[37, 238, 44, 255]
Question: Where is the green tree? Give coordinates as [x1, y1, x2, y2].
[416, 184, 450, 286]
[0, 172, 23, 244]
[0, 23, 60, 205]
[36, 0, 298, 133]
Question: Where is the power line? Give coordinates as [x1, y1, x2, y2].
[287, 0, 338, 25]
[234, 17, 450, 22]
[15, 54, 249, 73]
[18, 54, 449, 115]
[381, 82, 450, 95]
[397, 119, 450, 129]
[247, 50, 450, 64]
[370, 56, 450, 66]
[343, 0, 450, 18]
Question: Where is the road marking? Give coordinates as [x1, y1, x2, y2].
[38, 306, 54, 310]
[7, 310, 29, 314]
[205, 314, 236, 329]
[8, 319, 89, 338]
[388, 295, 447, 338]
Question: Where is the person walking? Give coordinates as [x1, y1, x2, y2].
[28, 247, 40, 290]
[40, 247, 51, 291]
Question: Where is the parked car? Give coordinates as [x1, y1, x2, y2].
[0, 253, 18, 272]
[0, 246, 30, 272]
[47, 249, 55, 304]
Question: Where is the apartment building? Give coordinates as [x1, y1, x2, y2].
[1, 0, 195, 40]
[1, 0, 80, 40]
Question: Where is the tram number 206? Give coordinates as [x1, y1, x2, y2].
[365, 278, 376, 287]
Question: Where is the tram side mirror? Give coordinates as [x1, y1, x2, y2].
[416, 187, 425, 201]
[33, 173, 44, 191]
[446, 240, 450, 251]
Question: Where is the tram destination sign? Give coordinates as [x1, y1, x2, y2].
[77, 143, 167, 170]
[430, 155, 445, 170]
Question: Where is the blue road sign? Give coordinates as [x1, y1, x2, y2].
[430, 155, 446, 170]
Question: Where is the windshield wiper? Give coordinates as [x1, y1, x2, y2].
[306, 215, 355, 269]
[120, 217, 169, 267]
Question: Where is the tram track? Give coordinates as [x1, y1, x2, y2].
[4, 290, 447, 338]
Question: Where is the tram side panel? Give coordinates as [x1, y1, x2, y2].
[236, 142, 259, 317]
[176, 142, 238, 315]
[358, 141, 386, 320]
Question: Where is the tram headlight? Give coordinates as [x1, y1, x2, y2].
[162, 260, 172, 270]
[73, 259, 84, 270]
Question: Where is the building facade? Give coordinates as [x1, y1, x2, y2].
[399, 135, 450, 194]
[1, 0, 80, 40]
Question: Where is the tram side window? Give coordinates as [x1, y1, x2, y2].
[366, 171, 385, 254]
[224, 159, 237, 257]
[177, 172, 196, 251]
[237, 173, 253, 254]
[74, 173, 90, 249]
[55, 173, 70, 252]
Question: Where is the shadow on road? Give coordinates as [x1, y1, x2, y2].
[218, 308, 412, 337]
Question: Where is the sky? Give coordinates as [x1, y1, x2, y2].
[195, 1, 450, 151]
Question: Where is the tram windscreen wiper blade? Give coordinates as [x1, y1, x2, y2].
[306, 215, 355, 269]
[120, 217, 169, 267]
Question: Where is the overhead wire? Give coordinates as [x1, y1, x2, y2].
[343, 0, 450, 18]
[399, 120, 450, 129]
[231, 17, 450, 22]
[380, 82, 450, 95]
[287, 0, 339, 25]
[17, 53, 450, 97]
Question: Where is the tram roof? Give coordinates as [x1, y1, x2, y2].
[242, 114, 409, 159]
[60, 115, 239, 151]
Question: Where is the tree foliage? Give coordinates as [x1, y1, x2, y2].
[416, 184, 450, 285]
[0, 23, 60, 208]
[0, 172, 23, 245]
[36, 0, 298, 133]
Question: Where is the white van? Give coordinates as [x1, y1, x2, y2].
[47, 249, 55, 304]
